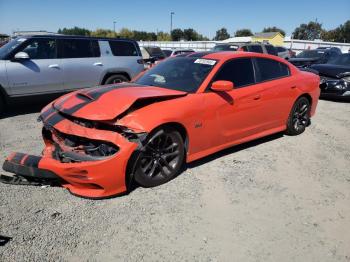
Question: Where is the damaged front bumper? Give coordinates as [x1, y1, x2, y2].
[1, 153, 61, 186]
[1, 107, 143, 199]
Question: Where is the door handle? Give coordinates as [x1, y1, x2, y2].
[253, 94, 261, 100]
[93, 62, 103, 66]
[48, 64, 60, 69]
[291, 85, 297, 89]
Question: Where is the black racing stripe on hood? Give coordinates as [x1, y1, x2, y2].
[86, 83, 144, 100]
[45, 112, 66, 127]
[52, 83, 145, 118]
[11, 153, 26, 165]
[23, 155, 41, 168]
[41, 106, 56, 120]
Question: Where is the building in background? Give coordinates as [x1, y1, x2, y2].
[252, 32, 284, 46]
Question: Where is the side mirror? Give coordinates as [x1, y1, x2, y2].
[13, 52, 30, 61]
[211, 80, 234, 92]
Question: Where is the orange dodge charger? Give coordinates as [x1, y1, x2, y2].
[1, 51, 320, 198]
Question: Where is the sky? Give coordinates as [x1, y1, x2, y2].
[0, 0, 349, 38]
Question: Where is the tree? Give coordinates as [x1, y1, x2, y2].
[338, 20, 350, 42]
[262, 26, 286, 36]
[320, 20, 350, 42]
[234, 29, 253, 37]
[157, 31, 171, 41]
[214, 28, 230, 40]
[183, 28, 199, 41]
[57, 26, 90, 36]
[171, 28, 184, 41]
[118, 28, 134, 39]
[90, 29, 116, 38]
[292, 21, 323, 40]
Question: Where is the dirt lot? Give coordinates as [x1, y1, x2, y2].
[0, 99, 349, 262]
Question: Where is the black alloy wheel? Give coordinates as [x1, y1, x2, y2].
[286, 97, 311, 136]
[133, 128, 185, 187]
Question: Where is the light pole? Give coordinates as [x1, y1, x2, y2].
[113, 21, 116, 34]
[170, 12, 175, 35]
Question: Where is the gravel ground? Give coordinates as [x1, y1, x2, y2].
[0, 99, 349, 262]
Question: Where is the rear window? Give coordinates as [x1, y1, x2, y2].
[255, 58, 290, 82]
[265, 45, 278, 56]
[109, 41, 138, 56]
[248, 45, 264, 53]
[59, 39, 100, 58]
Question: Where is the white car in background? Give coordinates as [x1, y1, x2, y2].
[0, 35, 144, 114]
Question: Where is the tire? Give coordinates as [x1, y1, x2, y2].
[103, 74, 129, 85]
[132, 127, 185, 188]
[285, 97, 311, 136]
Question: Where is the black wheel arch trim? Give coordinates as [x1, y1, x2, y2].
[101, 71, 131, 85]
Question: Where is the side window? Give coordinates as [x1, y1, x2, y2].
[241, 46, 248, 51]
[59, 39, 98, 58]
[20, 38, 56, 59]
[265, 45, 278, 56]
[248, 45, 263, 53]
[91, 40, 101, 57]
[109, 41, 138, 56]
[212, 58, 255, 88]
[255, 58, 290, 82]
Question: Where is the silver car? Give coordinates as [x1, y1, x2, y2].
[0, 35, 144, 114]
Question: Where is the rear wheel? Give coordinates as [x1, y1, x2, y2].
[285, 97, 310, 136]
[104, 74, 129, 85]
[133, 128, 185, 188]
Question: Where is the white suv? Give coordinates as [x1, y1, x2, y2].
[0, 35, 144, 114]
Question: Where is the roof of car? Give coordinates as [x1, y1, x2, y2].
[15, 34, 137, 42]
[202, 51, 289, 62]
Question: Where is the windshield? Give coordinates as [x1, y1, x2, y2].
[134, 57, 216, 92]
[296, 50, 324, 59]
[0, 37, 27, 59]
[327, 54, 350, 66]
[213, 45, 238, 51]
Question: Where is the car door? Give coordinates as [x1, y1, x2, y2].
[253, 57, 295, 128]
[58, 38, 104, 90]
[5, 37, 64, 95]
[202, 58, 268, 145]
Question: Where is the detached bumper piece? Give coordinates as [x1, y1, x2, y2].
[1, 152, 62, 186]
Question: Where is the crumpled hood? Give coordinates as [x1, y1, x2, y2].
[52, 83, 187, 121]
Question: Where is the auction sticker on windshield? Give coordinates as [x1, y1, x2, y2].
[194, 59, 216, 66]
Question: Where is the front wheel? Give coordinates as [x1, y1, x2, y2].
[285, 97, 311, 136]
[133, 128, 185, 188]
